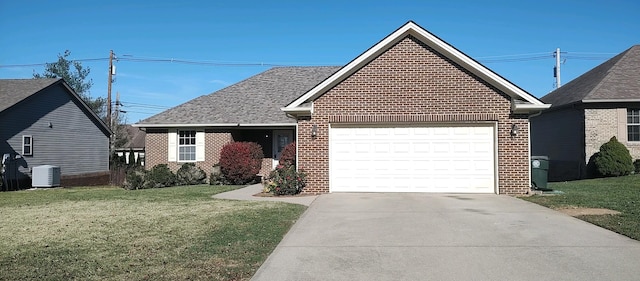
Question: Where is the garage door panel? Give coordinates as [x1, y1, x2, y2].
[330, 124, 495, 193]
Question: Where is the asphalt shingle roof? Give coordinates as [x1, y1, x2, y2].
[137, 66, 341, 125]
[0, 78, 60, 112]
[122, 125, 146, 149]
[541, 45, 640, 107]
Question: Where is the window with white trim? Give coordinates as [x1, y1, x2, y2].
[178, 130, 196, 161]
[628, 109, 640, 142]
[22, 135, 33, 156]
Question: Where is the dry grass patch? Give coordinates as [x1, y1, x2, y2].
[555, 206, 621, 217]
[0, 185, 305, 280]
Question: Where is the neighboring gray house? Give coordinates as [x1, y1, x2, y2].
[0, 78, 111, 189]
[134, 66, 340, 177]
[531, 45, 640, 181]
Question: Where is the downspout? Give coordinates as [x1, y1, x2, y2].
[527, 109, 546, 192]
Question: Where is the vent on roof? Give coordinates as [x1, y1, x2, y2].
[32, 165, 61, 187]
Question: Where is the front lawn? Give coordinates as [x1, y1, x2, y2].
[522, 175, 640, 241]
[0, 185, 306, 280]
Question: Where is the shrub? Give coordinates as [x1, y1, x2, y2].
[594, 136, 634, 177]
[634, 159, 640, 174]
[176, 163, 207, 185]
[265, 164, 307, 196]
[209, 164, 226, 185]
[279, 141, 297, 166]
[144, 164, 176, 188]
[586, 152, 601, 178]
[219, 142, 264, 185]
[123, 169, 146, 190]
[110, 152, 126, 169]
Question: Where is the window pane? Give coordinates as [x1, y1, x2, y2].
[178, 145, 196, 161]
[628, 109, 640, 124]
[24, 137, 31, 145]
[24, 146, 31, 155]
[178, 130, 197, 161]
[628, 125, 640, 141]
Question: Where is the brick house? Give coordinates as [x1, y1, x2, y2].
[531, 45, 640, 181]
[134, 67, 340, 177]
[136, 21, 549, 194]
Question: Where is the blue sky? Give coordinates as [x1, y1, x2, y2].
[1, 0, 638, 123]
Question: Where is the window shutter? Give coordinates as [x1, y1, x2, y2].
[196, 130, 205, 161]
[168, 129, 177, 162]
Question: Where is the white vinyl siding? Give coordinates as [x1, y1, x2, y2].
[330, 124, 496, 193]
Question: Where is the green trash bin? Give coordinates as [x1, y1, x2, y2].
[531, 156, 549, 190]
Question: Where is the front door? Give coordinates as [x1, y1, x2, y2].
[272, 130, 294, 168]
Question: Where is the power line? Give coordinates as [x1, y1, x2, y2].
[1, 50, 616, 69]
[0, 58, 109, 68]
[116, 100, 171, 109]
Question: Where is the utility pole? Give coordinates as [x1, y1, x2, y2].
[113, 92, 120, 151]
[554, 48, 561, 89]
[107, 50, 116, 153]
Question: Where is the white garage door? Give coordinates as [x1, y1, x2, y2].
[330, 124, 496, 193]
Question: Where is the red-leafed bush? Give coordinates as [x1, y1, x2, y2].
[219, 142, 264, 184]
[278, 141, 297, 166]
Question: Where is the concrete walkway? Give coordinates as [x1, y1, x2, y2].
[213, 183, 318, 206]
[251, 193, 640, 281]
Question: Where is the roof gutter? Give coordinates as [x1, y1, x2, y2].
[511, 102, 551, 114]
[582, 99, 640, 103]
[281, 106, 312, 116]
[132, 123, 296, 128]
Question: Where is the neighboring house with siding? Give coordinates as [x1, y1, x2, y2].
[531, 45, 640, 181]
[0, 78, 111, 188]
[137, 21, 549, 195]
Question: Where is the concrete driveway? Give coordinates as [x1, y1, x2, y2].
[252, 193, 640, 281]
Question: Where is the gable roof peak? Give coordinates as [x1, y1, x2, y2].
[284, 21, 548, 114]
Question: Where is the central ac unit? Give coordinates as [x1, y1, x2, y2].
[32, 165, 61, 187]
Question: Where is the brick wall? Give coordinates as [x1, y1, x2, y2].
[585, 108, 640, 163]
[145, 128, 234, 175]
[585, 108, 618, 162]
[145, 128, 168, 169]
[298, 35, 531, 195]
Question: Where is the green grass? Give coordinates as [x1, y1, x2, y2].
[522, 175, 640, 241]
[0, 185, 306, 280]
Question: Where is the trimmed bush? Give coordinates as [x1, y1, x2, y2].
[635, 159, 640, 174]
[123, 169, 146, 190]
[265, 164, 307, 196]
[278, 141, 297, 166]
[594, 136, 634, 177]
[209, 164, 226, 185]
[586, 152, 601, 178]
[219, 142, 264, 185]
[144, 164, 176, 188]
[176, 163, 207, 185]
